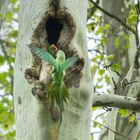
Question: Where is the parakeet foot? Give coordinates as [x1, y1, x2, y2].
[32, 81, 45, 100]
[25, 68, 40, 84]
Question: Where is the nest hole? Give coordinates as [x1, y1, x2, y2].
[45, 17, 63, 45]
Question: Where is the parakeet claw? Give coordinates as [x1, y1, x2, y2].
[25, 68, 40, 84]
[32, 81, 45, 100]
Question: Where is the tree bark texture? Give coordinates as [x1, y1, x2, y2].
[14, 0, 93, 140]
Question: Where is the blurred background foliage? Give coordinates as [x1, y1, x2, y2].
[0, 0, 139, 140]
[0, 0, 19, 139]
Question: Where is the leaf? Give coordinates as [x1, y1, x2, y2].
[127, 14, 137, 25]
[99, 69, 105, 76]
[3, 131, 15, 139]
[114, 38, 120, 48]
[0, 55, 5, 66]
[87, 23, 96, 32]
[101, 37, 105, 44]
[118, 109, 129, 117]
[129, 114, 135, 122]
[6, 12, 13, 19]
[95, 85, 102, 89]
[91, 65, 98, 73]
[28, 45, 57, 69]
[105, 75, 110, 85]
[123, 44, 130, 49]
[9, 57, 15, 63]
[107, 54, 114, 60]
[104, 24, 110, 30]
[111, 63, 121, 72]
[8, 30, 18, 38]
[96, 28, 103, 35]
[0, 12, 5, 20]
[11, 0, 17, 4]
[92, 107, 97, 111]
[60, 57, 77, 72]
[0, 72, 7, 81]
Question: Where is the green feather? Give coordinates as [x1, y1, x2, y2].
[60, 57, 77, 72]
[56, 50, 66, 64]
[28, 45, 57, 69]
[28, 44, 77, 112]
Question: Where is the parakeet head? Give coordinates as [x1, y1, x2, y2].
[56, 50, 66, 64]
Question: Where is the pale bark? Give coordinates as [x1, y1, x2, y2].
[14, 0, 93, 140]
[93, 94, 140, 112]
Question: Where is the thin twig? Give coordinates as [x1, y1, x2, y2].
[0, 93, 12, 98]
[93, 120, 132, 140]
[88, 0, 100, 20]
[135, 0, 140, 46]
[134, 46, 140, 68]
[114, 70, 123, 79]
[0, 40, 14, 94]
[104, 63, 113, 69]
[88, 48, 105, 54]
[0, 42, 13, 71]
[90, 0, 136, 35]
[87, 36, 101, 41]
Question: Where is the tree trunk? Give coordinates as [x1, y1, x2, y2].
[13, 0, 93, 140]
[99, 0, 140, 140]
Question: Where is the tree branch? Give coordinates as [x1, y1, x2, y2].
[92, 94, 140, 112]
[90, 0, 136, 35]
[0, 41, 13, 71]
[93, 120, 132, 140]
[0, 39, 14, 93]
[135, 0, 140, 46]
[87, 0, 100, 20]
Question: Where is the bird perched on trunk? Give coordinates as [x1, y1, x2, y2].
[29, 44, 77, 111]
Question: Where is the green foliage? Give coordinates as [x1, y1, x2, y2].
[0, 0, 19, 139]
[114, 37, 120, 48]
[99, 69, 105, 76]
[87, 22, 96, 32]
[0, 0, 138, 139]
[87, 1, 139, 138]
[11, 0, 17, 4]
[118, 109, 129, 117]
[127, 3, 138, 25]
[105, 75, 110, 85]
[128, 114, 135, 122]
[111, 63, 121, 72]
[90, 135, 94, 140]
[119, 109, 135, 123]
[0, 55, 5, 66]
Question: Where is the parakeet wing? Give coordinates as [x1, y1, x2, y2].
[29, 45, 57, 69]
[60, 57, 77, 72]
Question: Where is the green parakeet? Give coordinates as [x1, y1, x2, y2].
[29, 44, 77, 111]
